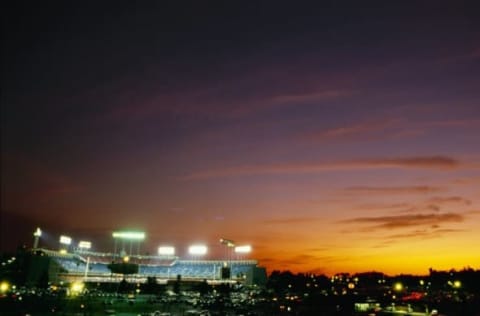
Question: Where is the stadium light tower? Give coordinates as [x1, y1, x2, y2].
[59, 235, 72, 252]
[189, 245, 207, 258]
[234, 245, 252, 253]
[234, 245, 252, 260]
[158, 246, 175, 256]
[220, 238, 235, 247]
[220, 238, 235, 261]
[112, 231, 146, 240]
[112, 231, 146, 258]
[78, 241, 92, 250]
[33, 227, 42, 249]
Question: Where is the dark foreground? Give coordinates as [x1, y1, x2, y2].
[2, 289, 480, 316]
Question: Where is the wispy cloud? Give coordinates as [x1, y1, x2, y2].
[268, 89, 354, 105]
[297, 116, 480, 145]
[344, 186, 443, 195]
[263, 217, 321, 225]
[300, 119, 397, 142]
[353, 202, 412, 211]
[386, 228, 466, 240]
[427, 196, 471, 206]
[181, 155, 460, 180]
[339, 213, 464, 230]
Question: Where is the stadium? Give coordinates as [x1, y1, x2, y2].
[28, 228, 267, 287]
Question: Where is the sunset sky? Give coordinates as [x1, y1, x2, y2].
[2, 2, 479, 276]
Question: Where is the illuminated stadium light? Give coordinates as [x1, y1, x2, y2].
[33, 227, 42, 237]
[234, 245, 252, 253]
[78, 241, 91, 249]
[112, 231, 145, 240]
[188, 245, 207, 255]
[59, 235, 72, 245]
[158, 246, 175, 256]
[33, 227, 42, 249]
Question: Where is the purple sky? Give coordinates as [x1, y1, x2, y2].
[1, 1, 480, 274]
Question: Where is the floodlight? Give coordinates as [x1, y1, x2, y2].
[189, 245, 207, 255]
[78, 241, 91, 249]
[234, 245, 252, 253]
[158, 246, 175, 256]
[59, 235, 72, 245]
[112, 231, 145, 240]
[33, 227, 42, 237]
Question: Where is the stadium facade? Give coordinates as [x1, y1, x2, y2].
[27, 230, 267, 286]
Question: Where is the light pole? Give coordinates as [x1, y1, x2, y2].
[59, 235, 72, 252]
[234, 245, 252, 260]
[78, 241, 92, 281]
[219, 238, 235, 261]
[112, 231, 145, 259]
[33, 227, 42, 249]
[158, 246, 175, 256]
[188, 245, 207, 259]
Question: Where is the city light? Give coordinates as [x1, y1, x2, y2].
[0, 281, 10, 293]
[453, 280, 462, 288]
[189, 245, 207, 255]
[158, 246, 175, 256]
[59, 235, 72, 245]
[112, 231, 145, 240]
[234, 245, 252, 253]
[70, 281, 84, 295]
[393, 282, 403, 292]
